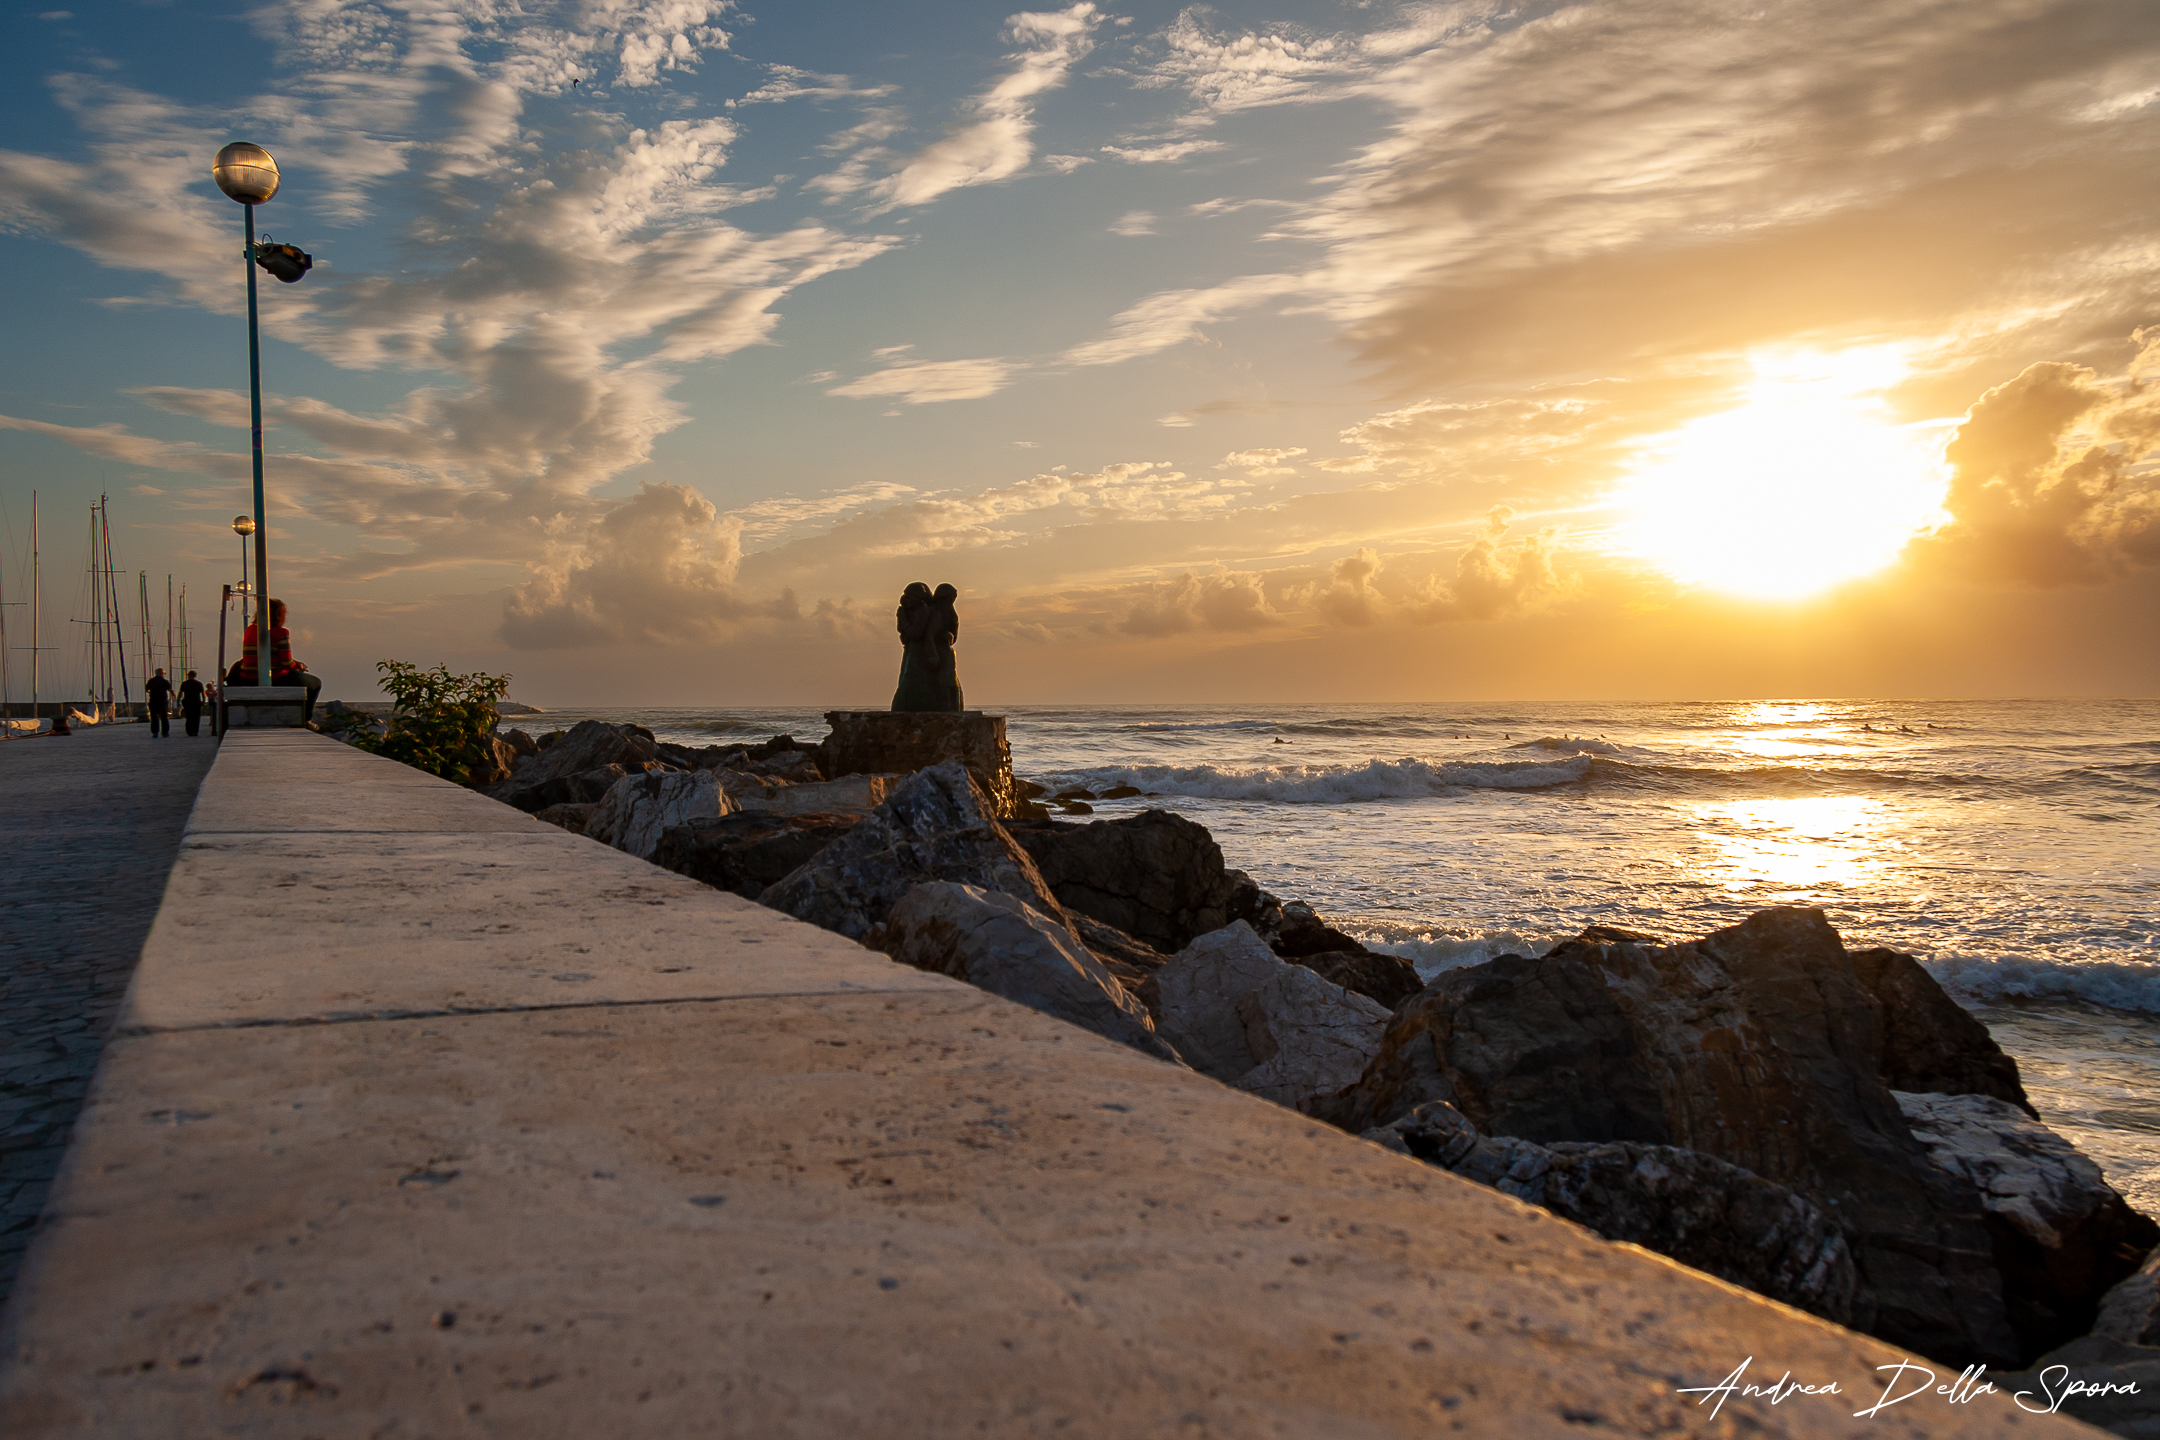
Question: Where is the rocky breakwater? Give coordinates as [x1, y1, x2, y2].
[469, 719, 2159, 1407]
[819, 710, 1033, 820]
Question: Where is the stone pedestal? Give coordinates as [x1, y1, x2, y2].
[821, 711, 1031, 818]
[220, 685, 308, 729]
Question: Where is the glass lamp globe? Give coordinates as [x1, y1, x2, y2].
[212, 143, 280, 205]
[233, 515, 257, 536]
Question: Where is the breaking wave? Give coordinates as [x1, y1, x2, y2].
[1927, 953, 2160, 1015]
[1037, 755, 1594, 802]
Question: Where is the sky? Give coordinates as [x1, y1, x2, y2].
[1, 0, 2156, 707]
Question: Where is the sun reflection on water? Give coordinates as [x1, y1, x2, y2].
[1688, 796, 1894, 892]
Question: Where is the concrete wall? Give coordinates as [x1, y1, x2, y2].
[0, 733, 2089, 1437]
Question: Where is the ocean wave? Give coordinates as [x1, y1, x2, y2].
[1035, 755, 1595, 802]
[1927, 954, 2160, 1015]
[1350, 925, 1562, 978]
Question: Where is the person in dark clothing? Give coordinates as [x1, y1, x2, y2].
[145, 668, 173, 738]
[178, 670, 206, 737]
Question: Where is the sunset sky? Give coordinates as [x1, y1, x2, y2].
[2, 0, 2156, 706]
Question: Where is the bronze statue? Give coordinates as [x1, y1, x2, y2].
[892, 581, 964, 712]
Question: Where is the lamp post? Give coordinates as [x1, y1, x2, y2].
[212, 143, 311, 721]
[232, 513, 255, 674]
[211, 143, 279, 632]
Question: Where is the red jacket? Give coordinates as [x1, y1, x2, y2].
[230, 622, 306, 684]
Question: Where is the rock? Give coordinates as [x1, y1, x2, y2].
[487, 720, 660, 812]
[747, 748, 823, 783]
[500, 727, 540, 759]
[713, 770, 795, 807]
[759, 760, 1061, 943]
[584, 770, 730, 862]
[732, 774, 899, 818]
[1265, 899, 1373, 959]
[1150, 923, 1390, 1109]
[2096, 1247, 2160, 1347]
[819, 710, 1032, 819]
[1899, 1091, 2160, 1360]
[1066, 913, 1170, 1001]
[1992, 1334, 2160, 1438]
[1008, 809, 1248, 954]
[456, 734, 517, 788]
[1850, 946, 2036, 1115]
[878, 882, 1177, 1063]
[1316, 908, 2020, 1367]
[532, 802, 596, 836]
[654, 812, 861, 900]
[1293, 949, 1424, 1011]
[1366, 1102, 1861, 1327]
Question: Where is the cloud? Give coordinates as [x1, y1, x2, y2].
[1100, 139, 1226, 163]
[500, 481, 793, 647]
[1063, 273, 1301, 366]
[1219, 446, 1306, 477]
[1108, 209, 1157, 236]
[1909, 338, 2160, 586]
[1141, 13, 1360, 113]
[1409, 509, 1564, 622]
[1041, 154, 1094, 173]
[814, 3, 1103, 210]
[827, 357, 1020, 404]
[1308, 547, 1385, 626]
[729, 63, 894, 107]
[1122, 568, 1278, 636]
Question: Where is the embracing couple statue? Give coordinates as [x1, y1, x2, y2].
[892, 582, 964, 713]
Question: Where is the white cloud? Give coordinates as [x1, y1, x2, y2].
[1108, 209, 1157, 236]
[1142, 14, 1363, 113]
[1122, 568, 1278, 636]
[730, 63, 895, 107]
[1219, 446, 1306, 476]
[1042, 153, 1094, 173]
[1100, 139, 1227, 163]
[1062, 273, 1301, 366]
[827, 3, 1103, 209]
[827, 357, 1020, 404]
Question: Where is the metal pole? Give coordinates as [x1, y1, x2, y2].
[246, 202, 269, 672]
[30, 492, 38, 724]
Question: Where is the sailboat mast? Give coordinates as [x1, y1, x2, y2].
[102, 496, 131, 708]
[30, 492, 38, 719]
[166, 573, 174, 680]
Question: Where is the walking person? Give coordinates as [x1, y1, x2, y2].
[145, 667, 173, 738]
[178, 670, 206, 738]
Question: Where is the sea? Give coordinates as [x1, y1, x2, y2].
[527, 697, 2160, 1211]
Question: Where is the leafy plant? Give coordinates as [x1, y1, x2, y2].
[346, 660, 511, 785]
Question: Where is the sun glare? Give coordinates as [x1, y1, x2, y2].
[1617, 347, 1951, 601]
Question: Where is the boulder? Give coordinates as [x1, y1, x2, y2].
[1008, 809, 1249, 953]
[1293, 949, 1424, 1011]
[732, 774, 899, 818]
[2097, 1247, 2160, 1348]
[759, 760, 1061, 943]
[1263, 899, 1373, 959]
[1150, 923, 1390, 1109]
[487, 720, 661, 812]
[500, 727, 540, 759]
[1850, 946, 2036, 1115]
[532, 802, 596, 836]
[456, 733, 518, 788]
[1317, 909, 2020, 1367]
[584, 770, 730, 862]
[1900, 1090, 2160, 1359]
[1366, 1102, 1860, 1327]
[1066, 913, 1170, 1001]
[1992, 1334, 2160, 1438]
[820, 710, 1031, 819]
[878, 882, 1177, 1063]
[654, 812, 862, 900]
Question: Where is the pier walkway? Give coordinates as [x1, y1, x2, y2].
[0, 725, 218, 1306]
[0, 732, 2083, 1437]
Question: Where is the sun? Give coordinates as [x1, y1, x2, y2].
[1615, 347, 1952, 601]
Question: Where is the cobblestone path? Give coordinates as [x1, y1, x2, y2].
[0, 723, 217, 1309]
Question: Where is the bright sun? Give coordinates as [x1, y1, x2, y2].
[1616, 346, 1952, 601]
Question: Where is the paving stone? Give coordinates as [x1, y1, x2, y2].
[0, 725, 216, 1309]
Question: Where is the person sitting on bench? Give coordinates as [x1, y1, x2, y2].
[225, 598, 322, 722]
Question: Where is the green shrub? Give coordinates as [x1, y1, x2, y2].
[347, 660, 511, 785]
